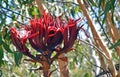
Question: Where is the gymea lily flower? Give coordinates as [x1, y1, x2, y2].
[10, 27, 32, 57]
[10, 12, 83, 58]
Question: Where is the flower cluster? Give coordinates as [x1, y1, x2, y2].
[10, 12, 83, 58]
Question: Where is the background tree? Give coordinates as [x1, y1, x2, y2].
[0, 0, 120, 77]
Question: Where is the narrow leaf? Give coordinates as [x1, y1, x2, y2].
[0, 34, 3, 45]
[14, 51, 23, 66]
[3, 42, 13, 53]
[0, 46, 4, 67]
[98, 0, 103, 8]
[71, 9, 75, 17]
[84, 73, 90, 77]
[102, 1, 111, 25]
[110, 39, 120, 49]
[0, 70, 2, 77]
[89, 0, 97, 6]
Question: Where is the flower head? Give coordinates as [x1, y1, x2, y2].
[10, 27, 32, 57]
[10, 12, 83, 58]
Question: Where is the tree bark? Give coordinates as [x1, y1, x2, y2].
[106, 12, 120, 77]
[77, 0, 116, 77]
[35, 0, 44, 15]
[106, 13, 120, 56]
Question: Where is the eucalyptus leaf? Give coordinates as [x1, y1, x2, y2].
[84, 73, 89, 77]
[0, 46, 4, 67]
[75, 6, 80, 13]
[14, 51, 23, 66]
[102, 1, 111, 25]
[110, 39, 120, 49]
[0, 34, 3, 45]
[89, 0, 97, 6]
[3, 42, 13, 53]
[71, 9, 75, 17]
[0, 70, 2, 77]
[98, 0, 104, 8]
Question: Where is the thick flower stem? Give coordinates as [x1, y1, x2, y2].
[41, 56, 50, 77]
[42, 63, 50, 77]
[34, 1, 71, 77]
[35, 1, 50, 76]
[58, 54, 69, 77]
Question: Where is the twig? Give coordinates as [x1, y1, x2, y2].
[49, 68, 57, 76]
[78, 39, 110, 60]
[0, 6, 31, 19]
[46, 1, 79, 6]
[96, 71, 111, 77]
[74, 46, 104, 70]
[0, 10, 25, 25]
[87, 0, 113, 45]
[24, 59, 40, 63]
[29, 66, 43, 71]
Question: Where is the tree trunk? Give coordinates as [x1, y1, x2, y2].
[77, 0, 116, 77]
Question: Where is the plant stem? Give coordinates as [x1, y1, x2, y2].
[35, 1, 70, 77]
[58, 54, 69, 77]
[41, 56, 50, 77]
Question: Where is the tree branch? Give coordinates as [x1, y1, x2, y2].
[35, 0, 44, 15]
[0, 6, 31, 19]
[77, 0, 116, 77]
[87, 0, 112, 45]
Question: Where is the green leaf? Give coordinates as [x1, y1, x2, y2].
[112, 52, 118, 59]
[12, 14, 16, 20]
[2, 26, 10, 40]
[111, 0, 115, 9]
[98, 0, 104, 8]
[0, 34, 3, 45]
[14, 51, 23, 66]
[3, 42, 13, 53]
[0, 46, 4, 67]
[84, 73, 89, 77]
[71, 9, 75, 17]
[89, 0, 97, 6]
[0, 70, 2, 77]
[102, 1, 111, 25]
[111, 0, 115, 24]
[102, 0, 116, 25]
[51, 51, 57, 57]
[33, 7, 39, 16]
[0, 18, 6, 28]
[30, 73, 34, 77]
[110, 39, 120, 49]
[69, 61, 74, 69]
[28, 6, 39, 17]
[51, 0, 54, 2]
[73, 56, 78, 65]
[74, 6, 80, 13]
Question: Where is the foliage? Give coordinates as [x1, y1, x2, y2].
[0, 0, 120, 77]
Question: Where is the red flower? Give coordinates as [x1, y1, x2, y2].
[10, 12, 83, 58]
[10, 27, 33, 57]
